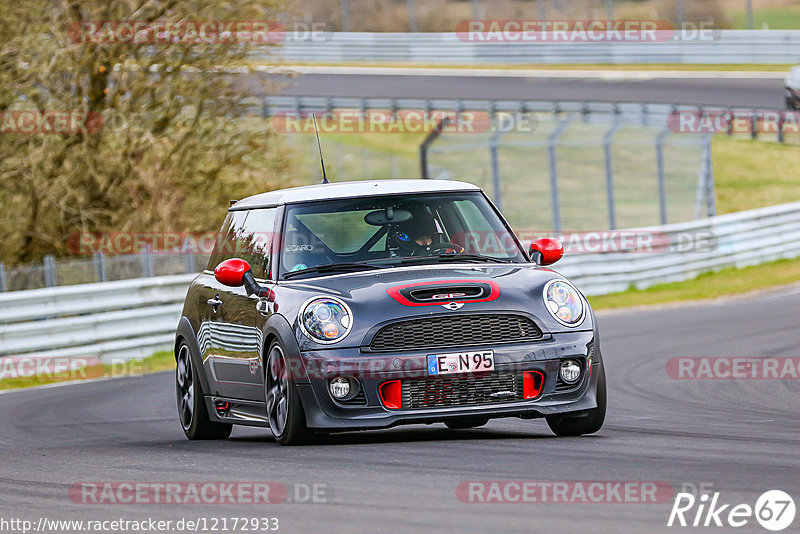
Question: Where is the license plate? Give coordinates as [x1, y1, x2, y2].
[427, 350, 495, 376]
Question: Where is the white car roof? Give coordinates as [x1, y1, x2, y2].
[231, 179, 482, 210]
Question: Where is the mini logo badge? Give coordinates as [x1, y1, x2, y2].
[442, 302, 464, 310]
[489, 391, 516, 399]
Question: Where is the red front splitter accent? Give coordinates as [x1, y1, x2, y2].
[523, 370, 545, 399]
[379, 380, 402, 409]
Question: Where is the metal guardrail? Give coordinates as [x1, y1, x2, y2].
[269, 30, 800, 65]
[0, 274, 193, 363]
[555, 201, 800, 295]
[2, 200, 800, 364]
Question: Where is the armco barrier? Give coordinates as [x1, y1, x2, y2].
[554, 201, 800, 294]
[2, 201, 800, 364]
[267, 30, 800, 65]
[0, 275, 193, 364]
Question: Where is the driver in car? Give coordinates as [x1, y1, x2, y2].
[391, 207, 465, 256]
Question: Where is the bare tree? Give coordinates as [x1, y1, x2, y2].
[0, 0, 291, 263]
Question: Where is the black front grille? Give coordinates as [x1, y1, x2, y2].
[368, 314, 543, 352]
[338, 388, 367, 405]
[402, 372, 523, 409]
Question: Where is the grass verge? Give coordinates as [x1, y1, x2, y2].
[713, 136, 800, 214]
[588, 256, 800, 310]
[0, 350, 175, 392]
[730, 5, 800, 29]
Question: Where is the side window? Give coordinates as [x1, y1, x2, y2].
[237, 208, 277, 279]
[206, 211, 248, 271]
[451, 199, 497, 254]
[455, 200, 493, 231]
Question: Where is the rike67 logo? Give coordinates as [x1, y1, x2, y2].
[668, 487, 796, 531]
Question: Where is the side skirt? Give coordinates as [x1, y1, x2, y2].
[204, 396, 269, 427]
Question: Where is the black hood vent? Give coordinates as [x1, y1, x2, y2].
[386, 279, 501, 307]
[406, 285, 486, 304]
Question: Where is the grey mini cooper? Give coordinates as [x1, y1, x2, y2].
[174, 180, 606, 445]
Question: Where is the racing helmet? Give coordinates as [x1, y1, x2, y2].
[389, 206, 439, 256]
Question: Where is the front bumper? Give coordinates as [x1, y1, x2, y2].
[295, 330, 601, 430]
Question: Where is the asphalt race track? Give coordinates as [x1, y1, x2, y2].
[2, 289, 798, 533]
[271, 71, 785, 108]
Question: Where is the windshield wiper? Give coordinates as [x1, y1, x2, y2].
[283, 262, 384, 279]
[429, 253, 511, 264]
[374, 254, 512, 266]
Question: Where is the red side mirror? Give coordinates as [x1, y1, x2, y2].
[214, 258, 252, 287]
[530, 238, 564, 266]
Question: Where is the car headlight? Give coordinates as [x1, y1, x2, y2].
[543, 280, 584, 327]
[299, 297, 353, 344]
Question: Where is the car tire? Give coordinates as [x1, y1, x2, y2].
[444, 417, 489, 429]
[265, 341, 315, 446]
[176, 342, 233, 440]
[546, 365, 606, 437]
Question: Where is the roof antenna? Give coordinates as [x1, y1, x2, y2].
[311, 113, 329, 184]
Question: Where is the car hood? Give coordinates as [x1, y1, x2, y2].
[274, 263, 593, 350]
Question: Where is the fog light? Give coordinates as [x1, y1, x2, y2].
[560, 360, 581, 384]
[329, 377, 350, 399]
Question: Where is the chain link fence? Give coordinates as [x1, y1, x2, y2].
[424, 106, 714, 232]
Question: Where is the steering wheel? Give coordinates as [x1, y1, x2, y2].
[412, 242, 465, 256]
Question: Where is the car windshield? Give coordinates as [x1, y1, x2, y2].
[279, 191, 526, 279]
